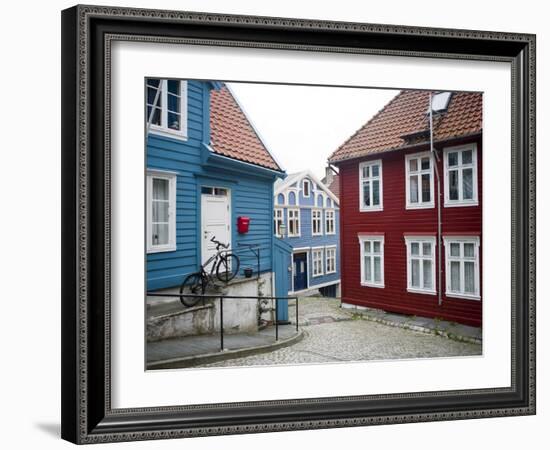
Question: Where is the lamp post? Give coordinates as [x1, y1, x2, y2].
[278, 222, 287, 239]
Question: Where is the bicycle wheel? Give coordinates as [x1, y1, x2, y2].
[179, 272, 205, 307]
[216, 253, 240, 283]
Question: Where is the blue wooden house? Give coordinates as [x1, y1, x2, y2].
[146, 79, 290, 309]
[274, 171, 341, 297]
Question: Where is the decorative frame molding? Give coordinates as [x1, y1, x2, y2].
[61, 4, 536, 444]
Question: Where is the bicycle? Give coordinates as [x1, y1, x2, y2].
[179, 236, 240, 307]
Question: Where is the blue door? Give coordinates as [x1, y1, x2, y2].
[273, 238, 292, 322]
[293, 252, 308, 292]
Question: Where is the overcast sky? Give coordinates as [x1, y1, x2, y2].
[228, 82, 399, 180]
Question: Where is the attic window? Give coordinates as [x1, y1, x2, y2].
[430, 92, 452, 113]
[303, 179, 310, 197]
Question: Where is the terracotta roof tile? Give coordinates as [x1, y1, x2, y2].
[326, 174, 340, 198]
[210, 86, 282, 171]
[329, 90, 482, 163]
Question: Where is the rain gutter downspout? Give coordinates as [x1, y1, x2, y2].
[429, 92, 443, 306]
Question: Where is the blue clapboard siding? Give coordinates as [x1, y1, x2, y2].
[276, 176, 341, 293]
[146, 80, 281, 291]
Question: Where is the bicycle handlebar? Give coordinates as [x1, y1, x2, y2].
[210, 235, 229, 249]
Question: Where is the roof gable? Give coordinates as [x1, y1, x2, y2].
[209, 85, 282, 172]
[275, 170, 339, 205]
[329, 90, 482, 163]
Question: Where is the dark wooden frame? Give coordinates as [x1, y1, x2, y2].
[61, 4, 536, 444]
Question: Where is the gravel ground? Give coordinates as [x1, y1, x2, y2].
[202, 312, 482, 368]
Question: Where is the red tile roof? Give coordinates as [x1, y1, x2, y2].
[210, 85, 282, 171]
[329, 90, 482, 163]
[326, 174, 340, 198]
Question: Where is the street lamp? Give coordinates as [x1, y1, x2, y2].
[278, 222, 287, 238]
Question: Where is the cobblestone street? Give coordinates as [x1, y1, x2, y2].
[202, 297, 482, 368]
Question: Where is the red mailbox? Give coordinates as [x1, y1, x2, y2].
[237, 216, 250, 234]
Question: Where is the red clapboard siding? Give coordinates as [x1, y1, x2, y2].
[338, 137, 482, 326]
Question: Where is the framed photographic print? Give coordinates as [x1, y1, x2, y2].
[61, 4, 536, 444]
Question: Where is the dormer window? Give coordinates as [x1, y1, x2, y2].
[429, 92, 452, 113]
[146, 78, 188, 140]
[303, 179, 310, 197]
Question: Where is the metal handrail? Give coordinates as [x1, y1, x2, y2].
[147, 292, 299, 352]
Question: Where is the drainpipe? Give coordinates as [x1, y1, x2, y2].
[429, 93, 443, 306]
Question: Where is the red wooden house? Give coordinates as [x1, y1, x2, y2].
[328, 90, 482, 326]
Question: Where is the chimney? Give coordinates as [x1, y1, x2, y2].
[324, 166, 333, 186]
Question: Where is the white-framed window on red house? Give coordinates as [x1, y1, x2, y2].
[405, 236, 436, 294]
[443, 144, 478, 207]
[405, 152, 434, 209]
[443, 236, 480, 300]
[359, 160, 383, 211]
[359, 235, 384, 288]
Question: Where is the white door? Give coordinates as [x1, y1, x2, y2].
[201, 187, 231, 267]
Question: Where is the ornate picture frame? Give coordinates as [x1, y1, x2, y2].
[61, 4, 536, 444]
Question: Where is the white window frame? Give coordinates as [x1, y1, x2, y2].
[404, 236, 437, 295]
[359, 160, 383, 212]
[311, 209, 323, 236]
[443, 236, 481, 300]
[325, 209, 336, 235]
[405, 152, 435, 209]
[302, 179, 311, 197]
[146, 170, 177, 253]
[312, 247, 324, 277]
[443, 143, 478, 207]
[273, 208, 284, 238]
[358, 235, 385, 288]
[146, 79, 188, 140]
[287, 208, 301, 237]
[325, 246, 337, 274]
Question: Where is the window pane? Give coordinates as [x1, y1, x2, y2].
[409, 158, 418, 172]
[371, 164, 379, 177]
[148, 107, 161, 126]
[411, 259, 420, 287]
[464, 261, 475, 293]
[450, 243, 460, 257]
[464, 243, 475, 257]
[168, 94, 180, 113]
[365, 241, 371, 253]
[373, 256, 381, 282]
[147, 86, 160, 105]
[421, 174, 431, 202]
[147, 78, 160, 88]
[409, 175, 418, 203]
[167, 111, 181, 130]
[423, 260, 433, 289]
[153, 178, 169, 200]
[448, 152, 458, 166]
[365, 256, 371, 281]
[167, 79, 180, 95]
[363, 166, 370, 178]
[421, 157, 430, 170]
[373, 241, 380, 253]
[422, 242, 431, 255]
[152, 201, 169, 222]
[372, 180, 380, 205]
[462, 150, 473, 164]
[450, 261, 461, 291]
[152, 223, 169, 246]
[463, 168, 473, 200]
[363, 181, 370, 206]
[411, 242, 419, 255]
[449, 170, 459, 200]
